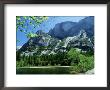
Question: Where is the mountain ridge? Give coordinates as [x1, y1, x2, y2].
[18, 29, 94, 56]
[17, 16, 94, 55]
[48, 16, 94, 39]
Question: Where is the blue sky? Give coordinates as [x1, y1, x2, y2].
[17, 16, 86, 46]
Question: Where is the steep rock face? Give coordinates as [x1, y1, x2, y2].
[60, 30, 94, 51]
[48, 21, 77, 39]
[18, 16, 94, 55]
[48, 16, 94, 39]
[18, 30, 59, 53]
[18, 29, 94, 55]
[69, 16, 94, 37]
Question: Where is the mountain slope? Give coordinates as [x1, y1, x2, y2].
[18, 16, 94, 55]
[48, 16, 94, 39]
[18, 29, 94, 55]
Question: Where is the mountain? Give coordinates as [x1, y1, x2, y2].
[17, 29, 94, 56]
[17, 16, 94, 55]
[48, 21, 77, 39]
[18, 30, 59, 53]
[48, 16, 94, 39]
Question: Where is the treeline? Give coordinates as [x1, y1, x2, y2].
[17, 48, 94, 68]
[17, 52, 71, 67]
[17, 48, 94, 73]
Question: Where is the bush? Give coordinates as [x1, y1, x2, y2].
[67, 48, 80, 65]
[70, 55, 94, 74]
[16, 60, 25, 67]
[78, 55, 94, 72]
[70, 65, 82, 74]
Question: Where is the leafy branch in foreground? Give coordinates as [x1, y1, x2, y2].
[16, 16, 48, 39]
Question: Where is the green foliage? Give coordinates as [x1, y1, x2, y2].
[16, 47, 94, 74]
[70, 65, 81, 74]
[78, 55, 94, 72]
[70, 55, 94, 74]
[81, 49, 94, 56]
[16, 16, 48, 38]
[16, 51, 21, 61]
[16, 51, 69, 67]
[67, 48, 80, 65]
[68, 48, 79, 59]
[26, 32, 38, 38]
[16, 67, 71, 74]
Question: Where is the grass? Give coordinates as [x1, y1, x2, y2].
[16, 66, 73, 74]
[16, 66, 94, 74]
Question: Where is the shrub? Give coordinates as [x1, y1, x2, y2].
[78, 55, 94, 72]
[67, 48, 80, 65]
[70, 54, 94, 74]
[70, 65, 82, 74]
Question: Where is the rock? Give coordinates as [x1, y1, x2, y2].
[18, 29, 94, 56]
[85, 69, 94, 74]
[48, 16, 94, 39]
[17, 17, 94, 56]
[48, 21, 77, 39]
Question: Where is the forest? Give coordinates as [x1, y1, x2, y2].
[16, 48, 94, 74]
